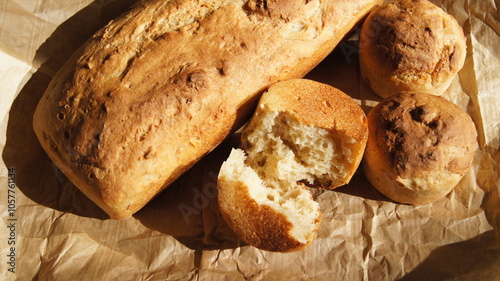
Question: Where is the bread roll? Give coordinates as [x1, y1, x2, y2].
[32, 0, 381, 219]
[359, 0, 467, 98]
[218, 79, 368, 252]
[362, 92, 477, 205]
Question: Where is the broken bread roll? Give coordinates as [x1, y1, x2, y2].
[217, 79, 369, 252]
[218, 148, 321, 252]
[362, 92, 477, 205]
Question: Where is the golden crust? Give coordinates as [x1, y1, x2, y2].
[217, 176, 317, 252]
[33, 0, 381, 219]
[363, 92, 477, 205]
[259, 79, 369, 143]
[359, 0, 467, 98]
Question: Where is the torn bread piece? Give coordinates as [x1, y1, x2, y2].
[217, 79, 368, 252]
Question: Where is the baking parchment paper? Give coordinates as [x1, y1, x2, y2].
[1, 0, 499, 280]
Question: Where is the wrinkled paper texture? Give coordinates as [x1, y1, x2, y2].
[1, 0, 499, 280]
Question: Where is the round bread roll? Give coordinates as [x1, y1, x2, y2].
[363, 92, 477, 205]
[359, 0, 467, 98]
[217, 79, 368, 252]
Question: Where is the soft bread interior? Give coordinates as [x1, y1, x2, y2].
[220, 148, 320, 244]
[243, 105, 359, 188]
[220, 103, 362, 245]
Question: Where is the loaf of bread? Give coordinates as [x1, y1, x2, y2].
[359, 0, 466, 98]
[362, 92, 477, 205]
[218, 79, 368, 252]
[33, 0, 381, 219]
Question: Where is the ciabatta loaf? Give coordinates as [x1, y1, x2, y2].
[33, 0, 380, 219]
[218, 79, 368, 252]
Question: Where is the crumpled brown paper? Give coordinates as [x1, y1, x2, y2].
[1, 0, 499, 280]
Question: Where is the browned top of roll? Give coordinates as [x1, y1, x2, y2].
[361, 0, 466, 85]
[369, 92, 477, 178]
[261, 79, 368, 142]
